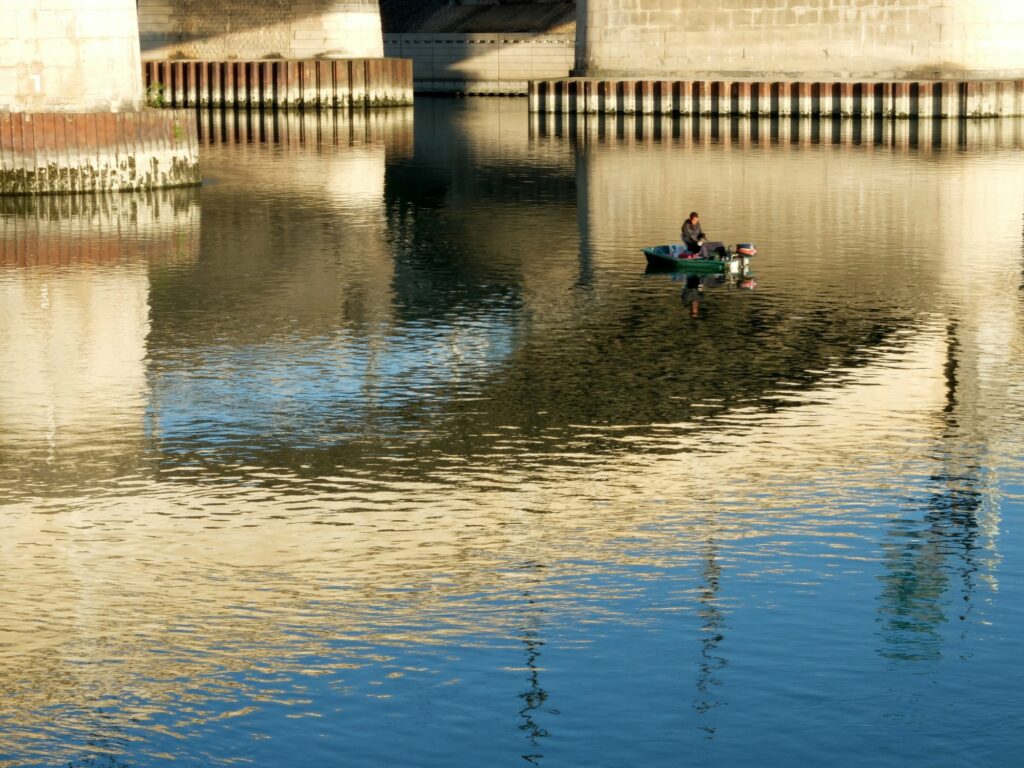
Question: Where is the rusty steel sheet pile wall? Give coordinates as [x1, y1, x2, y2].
[575, 0, 1024, 81]
[142, 58, 412, 108]
[0, 109, 201, 195]
[528, 79, 1024, 118]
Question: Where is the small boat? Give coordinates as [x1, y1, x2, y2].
[643, 243, 757, 275]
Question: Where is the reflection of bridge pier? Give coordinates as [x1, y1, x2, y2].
[139, 107, 415, 454]
[554, 2, 1024, 117]
[197, 106, 414, 156]
[875, 312, 1017, 660]
[0, 190, 200, 485]
[574, 1, 1024, 82]
[176, 108, 409, 332]
[566, 111, 1024, 278]
[533, 112, 1024, 153]
[566, 108, 1024, 667]
[874, 158, 1023, 658]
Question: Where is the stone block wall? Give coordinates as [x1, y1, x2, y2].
[384, 34, 573, 94]
[0, 0, 143, 112]
[139, 0, 384, 60]
[576, 0, 1024, 80]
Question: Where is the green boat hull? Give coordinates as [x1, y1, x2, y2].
[642, 245, 751, 275]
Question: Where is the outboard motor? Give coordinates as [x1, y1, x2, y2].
[735, 243, 757, 256]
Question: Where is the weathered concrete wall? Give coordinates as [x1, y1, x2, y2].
[576, 0, 1024, 80]
[384, 34, 573, 94]
[139, 0, 384, 60]
[0, 0, 143, 112]
[380, 0, 575, 34]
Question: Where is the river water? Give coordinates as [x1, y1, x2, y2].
[2, 99, 1023, 767]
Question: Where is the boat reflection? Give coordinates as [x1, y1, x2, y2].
[643, 270, 756, 318]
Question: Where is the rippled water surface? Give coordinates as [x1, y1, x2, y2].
[2, 100, 1024, 767]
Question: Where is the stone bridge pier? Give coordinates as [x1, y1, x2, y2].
[575, 0, 1024, 80]
[136, 0, 412, 109]
[0, 0, 200, 194]
[138, 0, 384, 60]
[533, 0, 1024, 117]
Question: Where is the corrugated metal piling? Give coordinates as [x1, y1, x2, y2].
[143, 58, 414, 109]
[0, 109, 200, 195]
[528, 79, 1024, 118]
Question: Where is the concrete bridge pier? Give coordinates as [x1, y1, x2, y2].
[575, 0, 1024, 81]
[136, 0, 413, 109]
[533, 0, 1024, 118]
[0, 0, 200, 194]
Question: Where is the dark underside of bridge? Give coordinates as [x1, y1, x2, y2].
[380, 0, 575, 34]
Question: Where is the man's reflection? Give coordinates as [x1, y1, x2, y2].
[681, 274, 704, 318]
[677, 272, 755, 319]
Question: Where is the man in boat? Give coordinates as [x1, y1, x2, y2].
[682, 212, 705, 254]
[681, 211, 727, 259]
